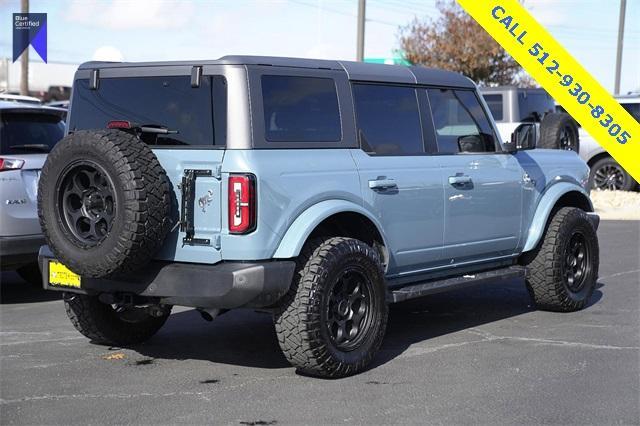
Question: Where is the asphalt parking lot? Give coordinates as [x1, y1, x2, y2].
[1, 220, 638, 425]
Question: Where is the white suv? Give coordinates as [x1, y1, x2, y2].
[569, 94, 639, 191]
[0, 101, 66, 284]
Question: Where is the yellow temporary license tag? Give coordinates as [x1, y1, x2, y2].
[457, 0, 640, 182]
[49, 260, 81, 288]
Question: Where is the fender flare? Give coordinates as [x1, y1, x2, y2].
[272, 199, 388, 259]
[522, 182, 593, 252]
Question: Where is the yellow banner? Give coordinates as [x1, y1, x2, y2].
[456, 0, 639, 182]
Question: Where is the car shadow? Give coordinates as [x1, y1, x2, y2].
[130, 278, 604, 373]
[0, 272, 61, 304]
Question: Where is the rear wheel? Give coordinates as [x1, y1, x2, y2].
[274, 237, 388, 378]
[64, 294, 170, 346]
[522, 207, 599, 312]
[589, 157, 637, 191]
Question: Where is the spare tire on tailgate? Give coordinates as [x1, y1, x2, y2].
[38, 129, 172, 278]
[538, 112, 579, 152]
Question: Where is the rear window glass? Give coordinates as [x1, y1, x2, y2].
[0, 112, 65, 155]
[517, 91, 555, 122]
[483, 94, 504, 121]
[69, 75, 226, 146]
[353, 84, 424, 155]
[261, 75, 341, 142]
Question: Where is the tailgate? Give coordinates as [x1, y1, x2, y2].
[153, 149, 225, 264]
[0, 155, 46, 236]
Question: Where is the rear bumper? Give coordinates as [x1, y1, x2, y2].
[38, 246, 295, 309]
[0, 234, 45, 269]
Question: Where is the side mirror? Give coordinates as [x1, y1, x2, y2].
[510, 123, 537, 151]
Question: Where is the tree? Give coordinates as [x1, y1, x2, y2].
[399, 0, 531, 86]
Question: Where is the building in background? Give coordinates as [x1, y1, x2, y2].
[0, 58, 77, 101]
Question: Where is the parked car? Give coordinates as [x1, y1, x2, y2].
[0, 93, 42, 105]
[46, 100, 69, 109]
[557, 94, 639, 191]
[481, 86, 579, 152]
[0, 101, 66, 284]
[37, 57, 599, 378]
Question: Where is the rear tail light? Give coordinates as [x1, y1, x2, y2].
[0, 158, 25, 172]
[228, 174, 256, 234]
[107, 120, 133, 129]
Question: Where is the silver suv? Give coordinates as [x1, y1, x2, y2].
[574, 94, 639, 191]
[0, 101, 65, 284]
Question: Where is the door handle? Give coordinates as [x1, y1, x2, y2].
[368, 178, 397, 190]
[448, 175, 472, 186]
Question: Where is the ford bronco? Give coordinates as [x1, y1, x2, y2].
[38, 56, 600, 378]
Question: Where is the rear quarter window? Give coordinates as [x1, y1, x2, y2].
[517, 91, 555, 122]
[0, 112, 65, 155]
[261, 75, 342, 142]
[482, 94, 504, 121]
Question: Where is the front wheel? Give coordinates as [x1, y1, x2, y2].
[274, 237, 388, 378]
[522, 207, 599, 312]
[65, 294, 170, 346]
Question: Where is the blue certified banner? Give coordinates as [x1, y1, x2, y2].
[13, 13, 47, 63]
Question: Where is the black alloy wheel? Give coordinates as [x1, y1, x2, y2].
[563, 231, 591, 293]
[57, 161, 116, 246]
[558, 125, 578, 151]
[325, 268, 374, 351]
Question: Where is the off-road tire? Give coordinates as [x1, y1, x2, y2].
[64, 294, 170, 346]
[588, 156, 637, 191]
[522, 207, 599, 312]
[16, 263, 42, 287]
[539, 113, 579, 152]
[274, 237, 388, 378]
[38, 130, 172, 278]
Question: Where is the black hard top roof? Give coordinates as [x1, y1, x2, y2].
[77, 55, 475, 88]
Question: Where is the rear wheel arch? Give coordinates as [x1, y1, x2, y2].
[307, 211, 388, 269]
[272, 201, 389, 269]
[586, 152, 611, 168]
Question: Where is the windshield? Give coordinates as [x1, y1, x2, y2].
[0, 112, 65, 155]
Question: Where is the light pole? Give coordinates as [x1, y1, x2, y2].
[20, 0, 29, 96]
[356, 0, 366, 62]
[614, 0, 626, 95]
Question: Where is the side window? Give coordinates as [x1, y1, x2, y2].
[621, 103, 640, 123]
[352, 84, 424, 155]
[483, 94, 504, 121]
[427, 88, 497, 154]
[261, 75, 341, 142]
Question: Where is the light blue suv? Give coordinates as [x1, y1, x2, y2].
[37, 56, 600, 378]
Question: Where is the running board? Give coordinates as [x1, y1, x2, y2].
[387, 265, 526, 304]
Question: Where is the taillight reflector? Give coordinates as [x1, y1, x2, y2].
[107, 120, 132, 129]
[228, 174, 256, 234]
[0, 158, 25, 172]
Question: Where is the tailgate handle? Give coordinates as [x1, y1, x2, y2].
[180, 169, 212, 246]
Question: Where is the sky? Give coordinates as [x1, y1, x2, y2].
[0, 0, 638, 93]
